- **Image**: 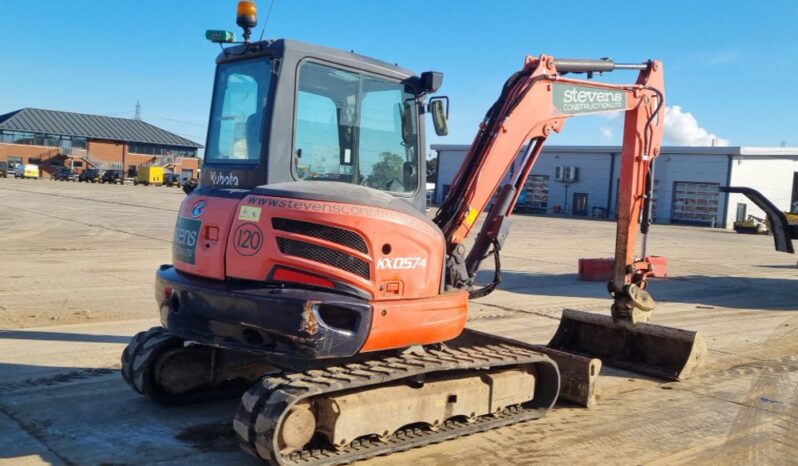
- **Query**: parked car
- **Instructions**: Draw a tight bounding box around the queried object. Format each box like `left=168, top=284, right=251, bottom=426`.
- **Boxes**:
left=79, top=168, right=103, bottom=183
left=53, top=167, right=79, bottom=181
left=14, top=164, right=40, bottom=179
left=101, top=169, right=124, bottom=184
left=163, top=173, right=182, bottom=188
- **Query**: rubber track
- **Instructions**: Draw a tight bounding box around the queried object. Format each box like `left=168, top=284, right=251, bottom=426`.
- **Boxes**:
left=121, top=327, right=259, bottom=405
left=234, top=341, right=558, bottom=466
left=121, top=327, right=184, bottom=402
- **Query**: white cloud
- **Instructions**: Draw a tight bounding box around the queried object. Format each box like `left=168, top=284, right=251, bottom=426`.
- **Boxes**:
left=600, top=127, right=613, bottom=141
left=664, top=106, right=729, bottom=146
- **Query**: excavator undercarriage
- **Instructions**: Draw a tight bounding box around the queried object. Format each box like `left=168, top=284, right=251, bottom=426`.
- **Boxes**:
left=124, top=326, right=560, bottom=465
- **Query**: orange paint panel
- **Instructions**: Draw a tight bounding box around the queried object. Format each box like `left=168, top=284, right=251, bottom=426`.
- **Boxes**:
left=173, top=195, right=241, bottom=280
left=360, top=290, right=469, bottom=352
left=272, top=268, right=334, bottom=288
left=225, top=195, right=445, bottom=300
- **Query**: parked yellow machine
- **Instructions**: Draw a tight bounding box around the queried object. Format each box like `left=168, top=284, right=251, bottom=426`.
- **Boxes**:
left=14, top=164, right=40, bottom=179
left=134, top=166, right=164, bottom=186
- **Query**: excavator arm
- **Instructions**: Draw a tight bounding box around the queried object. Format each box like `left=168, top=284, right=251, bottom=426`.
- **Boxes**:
left=434, top=54, right=664, bottom=309
left=435, top=55, right=705, bottom=381
left=720, top=186, right=796, bottom=254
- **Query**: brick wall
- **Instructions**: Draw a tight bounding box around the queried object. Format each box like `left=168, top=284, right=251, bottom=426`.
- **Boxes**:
left=126, top=154, right=157, bottom=168
left=0, top=143, right=63, bottom=177
left=0, top=143, right=60, bottom=163
left=176, top=157, right=200, bottom=179
left=87, top=140, right=124, bottom=163
left=1, top=140, right=200, bottom=179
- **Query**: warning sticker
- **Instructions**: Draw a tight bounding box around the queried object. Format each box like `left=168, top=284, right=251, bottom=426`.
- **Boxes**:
left=239, top=205, right=262, bottom=222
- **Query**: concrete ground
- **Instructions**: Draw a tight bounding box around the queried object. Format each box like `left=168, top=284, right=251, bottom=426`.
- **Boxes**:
left=0, top=177, right=796, bottom=465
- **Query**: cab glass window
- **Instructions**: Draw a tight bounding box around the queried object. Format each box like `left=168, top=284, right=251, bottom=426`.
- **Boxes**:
left=294, top=62, right=419, bottom=193
left=206, top=59, right=271, bottom=163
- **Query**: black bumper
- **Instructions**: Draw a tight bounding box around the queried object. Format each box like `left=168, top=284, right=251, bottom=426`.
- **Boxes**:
left=156, top=265, right=373, bottom=360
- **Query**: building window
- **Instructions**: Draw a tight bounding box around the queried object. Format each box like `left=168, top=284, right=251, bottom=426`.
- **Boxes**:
left=671, top=182, right=720, bottom=225
left=1, top=130, right=35, bottom=145
left=0, top=130, right=87, bottom=150
left=128, top=142, right=196, bottom=157
left=518, top=175, right=550, bottom=214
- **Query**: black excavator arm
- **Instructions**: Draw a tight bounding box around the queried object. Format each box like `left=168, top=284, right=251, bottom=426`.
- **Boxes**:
left=720, top=186, right=796, bottom=254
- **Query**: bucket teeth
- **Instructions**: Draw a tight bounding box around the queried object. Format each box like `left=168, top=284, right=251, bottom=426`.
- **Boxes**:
left=548, top=309, right=707, bottom=381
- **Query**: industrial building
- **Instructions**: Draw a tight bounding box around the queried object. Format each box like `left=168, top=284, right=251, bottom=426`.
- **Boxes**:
left=433, top=144, right=798, bottom=229
left=0, top=108, right=202, bottom=179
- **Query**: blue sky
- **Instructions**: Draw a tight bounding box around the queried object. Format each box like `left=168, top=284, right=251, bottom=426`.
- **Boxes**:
left=1, top=0, right=796, bottom=153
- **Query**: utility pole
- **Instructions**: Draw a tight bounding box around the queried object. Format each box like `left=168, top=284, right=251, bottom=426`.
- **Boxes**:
left=134, top=101, right=141, bottom=120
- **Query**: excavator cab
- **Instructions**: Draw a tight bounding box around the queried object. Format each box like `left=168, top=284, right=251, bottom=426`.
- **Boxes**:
left=198, top=38, right=438, bottom=214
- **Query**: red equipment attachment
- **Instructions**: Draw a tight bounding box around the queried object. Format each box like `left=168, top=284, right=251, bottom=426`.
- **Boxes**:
left=578, top=256, right=668, bottom=281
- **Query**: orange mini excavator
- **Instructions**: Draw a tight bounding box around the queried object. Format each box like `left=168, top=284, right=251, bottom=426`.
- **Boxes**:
left=122, top=2, right=705, bottom=464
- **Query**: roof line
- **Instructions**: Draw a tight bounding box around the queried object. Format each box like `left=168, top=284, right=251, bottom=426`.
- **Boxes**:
left=431, top=144, right=798, bottom=156
left=0, top=108, right=203, bottom=148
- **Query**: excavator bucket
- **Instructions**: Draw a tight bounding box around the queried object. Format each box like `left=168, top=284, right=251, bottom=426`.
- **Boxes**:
left=548, top=309, right=707, bottom=381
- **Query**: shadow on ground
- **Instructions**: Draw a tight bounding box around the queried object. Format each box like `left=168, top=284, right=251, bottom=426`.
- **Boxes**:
left=0, top=360, right=251, bottom=463
left=0, top=330, right=129, bottom=344
left=476, top=270, right=798, bottom=311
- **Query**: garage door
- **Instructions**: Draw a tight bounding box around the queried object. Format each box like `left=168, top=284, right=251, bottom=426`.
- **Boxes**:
left=518, top=175, right=549, bottom=214
left=180, top=169, right=194, bottom=183
left=671, top=182, right=720, bottom=225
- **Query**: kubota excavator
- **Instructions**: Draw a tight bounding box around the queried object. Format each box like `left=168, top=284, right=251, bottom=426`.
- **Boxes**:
left=122, top=2, right=706, bottom=464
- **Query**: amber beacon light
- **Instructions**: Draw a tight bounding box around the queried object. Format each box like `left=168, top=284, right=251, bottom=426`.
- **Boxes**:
left=237, top=1, right=258, bottom=42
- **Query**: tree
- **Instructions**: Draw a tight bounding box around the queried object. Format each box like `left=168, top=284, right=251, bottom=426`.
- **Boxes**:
left=426, top=156, right=437, bottom=182
left=366, top=152, right=404, bottom=190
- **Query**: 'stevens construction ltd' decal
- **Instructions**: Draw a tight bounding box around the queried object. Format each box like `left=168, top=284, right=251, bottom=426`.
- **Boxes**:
left=245, top=196, right=440, bottom=237
left=553, top=83, right=627, bottom=115
left=174, top=217, right=201, bottom=264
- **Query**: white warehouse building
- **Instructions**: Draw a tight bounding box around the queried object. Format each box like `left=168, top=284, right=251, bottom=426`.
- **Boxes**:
left=432, top=145, right=798, bottom=229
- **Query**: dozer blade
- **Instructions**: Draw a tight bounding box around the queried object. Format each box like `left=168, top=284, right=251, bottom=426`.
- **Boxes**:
left=548, top=309, right=706, bottom=381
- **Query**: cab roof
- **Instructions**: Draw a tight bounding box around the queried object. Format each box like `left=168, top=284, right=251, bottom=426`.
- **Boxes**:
left=216, top=38, right=418, bottom=82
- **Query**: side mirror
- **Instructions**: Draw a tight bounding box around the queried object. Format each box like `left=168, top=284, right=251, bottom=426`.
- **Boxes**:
left=428, top=96, right=449, bottom=137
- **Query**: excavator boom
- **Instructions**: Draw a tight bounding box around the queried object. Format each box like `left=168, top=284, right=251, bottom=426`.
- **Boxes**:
left=434, top=55, right=705, bottom=380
